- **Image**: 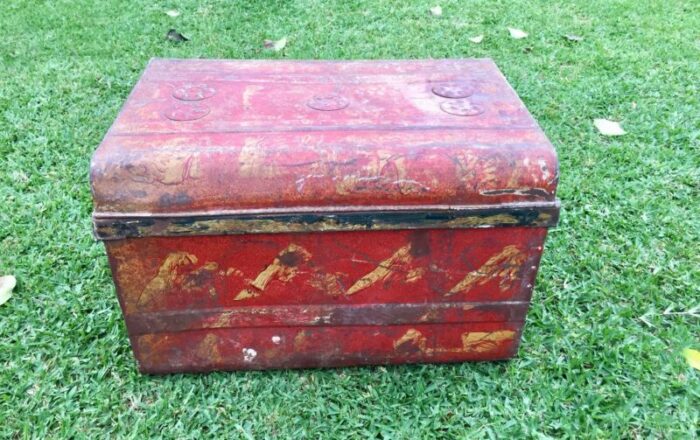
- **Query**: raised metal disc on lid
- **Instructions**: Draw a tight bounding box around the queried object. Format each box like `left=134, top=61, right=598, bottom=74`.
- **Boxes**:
left=307, top=95, right=349, bottom=111
left=440, top=99, right=484, bottom=116
left=164, top=103, right=211, bottom=121
left=172, top=84, right=216, bottom=101
left=431, top=82, right=474, bottom=99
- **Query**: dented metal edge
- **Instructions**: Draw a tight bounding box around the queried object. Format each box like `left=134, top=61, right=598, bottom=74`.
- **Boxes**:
left=125, top=301, right=530, bottom=335
left=92, top=200, right=560, bottom=240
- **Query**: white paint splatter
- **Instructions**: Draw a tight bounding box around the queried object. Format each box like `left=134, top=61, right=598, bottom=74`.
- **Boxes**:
left=242, top=348, right=257, bottom=362
left=538, top=159, right=550, bottom=181
left=271, top=336, right=281, bottom=344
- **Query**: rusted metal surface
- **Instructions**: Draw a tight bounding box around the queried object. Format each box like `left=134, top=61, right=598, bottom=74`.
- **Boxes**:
left=93, top=201, right=559, bottom=240
left=91, top=58, right=559, bottom=373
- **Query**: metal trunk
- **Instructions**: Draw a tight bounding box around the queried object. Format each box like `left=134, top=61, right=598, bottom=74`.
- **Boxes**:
left=91, top=59, right=560, bottom=373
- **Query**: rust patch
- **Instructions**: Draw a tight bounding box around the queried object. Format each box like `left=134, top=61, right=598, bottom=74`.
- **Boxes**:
left=136, top=334, right=172, bottom=367
left=263, top=347, right=283, bottom=360
left=95, top=203, right=560, bottom=240
left=235, top=244, right=312, bottom=300
left=346, top=243, right=413, bottom=295
left=181, top=261, right=219, bottom=291
left=294, top=330, right=309, bottom=351
left=195, top=333, right=222, bottom=363
left=446, top=245, right=526, bottom=296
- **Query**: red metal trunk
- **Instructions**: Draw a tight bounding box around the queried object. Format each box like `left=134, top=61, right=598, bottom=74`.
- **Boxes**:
left=91, top=59, right=559, bottom=373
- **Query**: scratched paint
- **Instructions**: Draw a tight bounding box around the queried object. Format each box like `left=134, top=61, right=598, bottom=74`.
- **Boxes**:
left=393, top=328, right=516, bottom=354
left=346, top=244, right=413, bottom=295
left=447, top=245, right=527, bottom=296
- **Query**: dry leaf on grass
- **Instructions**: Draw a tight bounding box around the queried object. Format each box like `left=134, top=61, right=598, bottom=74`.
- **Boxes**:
left=683, top=348, right=700, bottom=370
left=594, top=118, right=626, bottom=136
left=430, top=6, right=442, bottom=16
left=508, top=27, right=528, bottom=39
left=564, top=34, right=583, bottom=42
left=469, top=35, right=484, bottom=44
left=166, top=29, right=188, bottom=42
left=0, top=275, right=16, bottom=306
left=165, top=10, right=180, bottom=17
left=264, top=37, right=287, bottom=51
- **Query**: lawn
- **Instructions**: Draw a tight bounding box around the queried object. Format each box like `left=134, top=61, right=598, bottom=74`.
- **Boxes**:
left=1, top=0, right=699, bottom=437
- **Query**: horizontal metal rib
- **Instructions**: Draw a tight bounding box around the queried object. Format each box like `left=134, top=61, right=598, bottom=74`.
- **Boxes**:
left=125, top=301, right=529, bottom=335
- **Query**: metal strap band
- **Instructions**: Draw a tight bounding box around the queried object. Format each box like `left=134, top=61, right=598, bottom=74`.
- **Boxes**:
left=93, top=200, right=560, bottom=240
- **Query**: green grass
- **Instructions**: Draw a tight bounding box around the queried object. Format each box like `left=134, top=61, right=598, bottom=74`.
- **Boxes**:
left=1, top=0, right=699, bottom=437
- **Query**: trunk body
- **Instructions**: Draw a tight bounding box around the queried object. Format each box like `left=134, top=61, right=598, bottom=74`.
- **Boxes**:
left=91, top=59, right=559, bottom=373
